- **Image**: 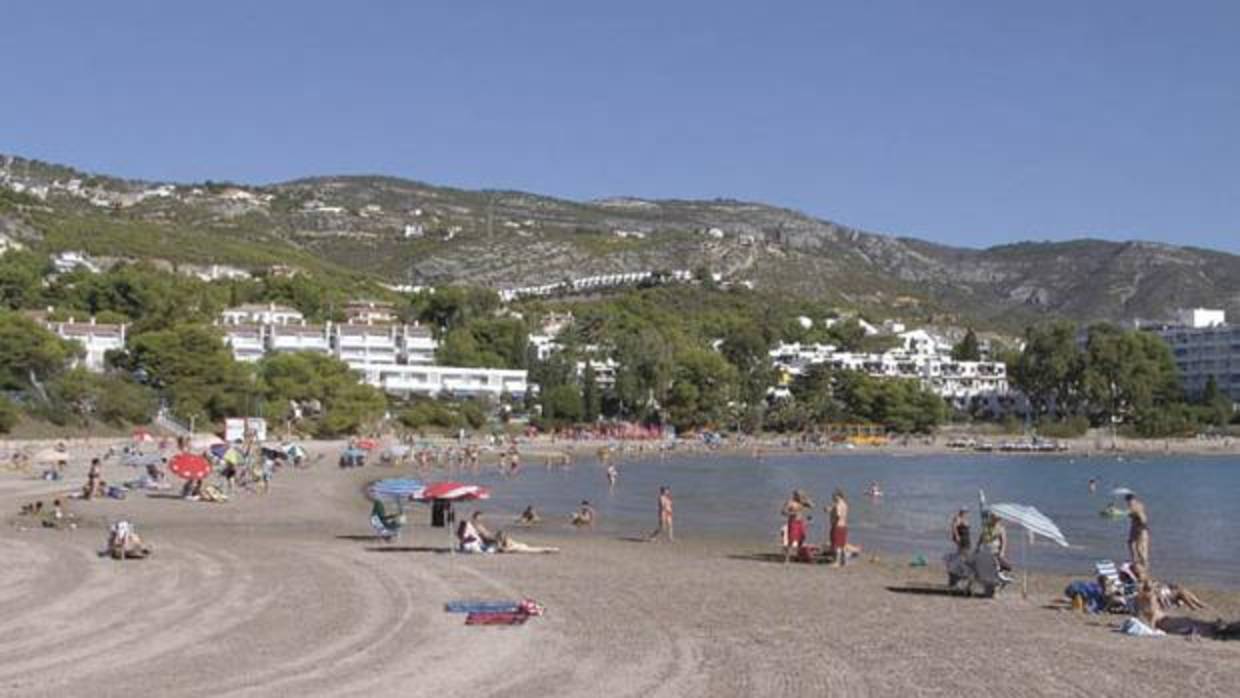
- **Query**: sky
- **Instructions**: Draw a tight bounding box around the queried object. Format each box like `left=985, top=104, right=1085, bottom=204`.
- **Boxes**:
left=4, top=1, right=1238, bottom=252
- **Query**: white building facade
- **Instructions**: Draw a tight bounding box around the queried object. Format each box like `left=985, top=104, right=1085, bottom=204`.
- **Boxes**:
left=49, top=318, right=126, bottom=372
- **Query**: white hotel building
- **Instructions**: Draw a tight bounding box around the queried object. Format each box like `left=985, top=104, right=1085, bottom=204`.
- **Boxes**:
left=770, top=330, right=1009, bottom=410
left=217, top=306, right=528, bottom=400
left=46, top=317, right=127, bottom=372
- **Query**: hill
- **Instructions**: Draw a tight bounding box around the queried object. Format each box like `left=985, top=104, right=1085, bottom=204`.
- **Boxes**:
left=3, top=153, right=1238, bottom=330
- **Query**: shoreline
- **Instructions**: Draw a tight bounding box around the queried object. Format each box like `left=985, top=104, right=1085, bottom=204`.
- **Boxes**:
left=2, top=442, right=1237, bottom=696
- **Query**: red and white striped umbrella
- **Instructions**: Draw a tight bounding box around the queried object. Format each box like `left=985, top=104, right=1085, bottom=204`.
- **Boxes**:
left=168, top=452, right=212, bottom=481
left=414, top=482, right=491, bottom=501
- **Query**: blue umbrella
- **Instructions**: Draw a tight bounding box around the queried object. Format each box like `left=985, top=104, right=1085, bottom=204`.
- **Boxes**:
left=208, top=443, right=232, bottom=459
left=368, top=478, right=425, bottom=500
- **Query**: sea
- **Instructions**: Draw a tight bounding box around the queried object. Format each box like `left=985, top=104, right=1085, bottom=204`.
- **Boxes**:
left=473, top=451, right=1240, bottom=589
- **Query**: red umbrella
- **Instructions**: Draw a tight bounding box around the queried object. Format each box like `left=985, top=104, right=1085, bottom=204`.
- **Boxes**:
left=414, top=482, right=491, bottom=501
left=168, top=452, right=212, bottom=480
left=132, top=428, right=154, bottom=443
left=356, top=438, right=379, bottom=451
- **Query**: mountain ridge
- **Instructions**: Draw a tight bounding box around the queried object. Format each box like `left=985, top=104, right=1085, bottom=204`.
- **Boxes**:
left=2, top=152, right=1238, bottom=330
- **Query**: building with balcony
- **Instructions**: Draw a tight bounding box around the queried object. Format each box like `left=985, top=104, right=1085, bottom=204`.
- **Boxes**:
left=268, top=323, right=331, bottom=355
left=357, top=364, right=528, bottom=399
left=219, top=324, right=267, bottom=363
left=48, top=317, right=126, bottom=372
left=1149, top=309, right=1240, bottom=403
left=333, top=323, right=402, bottom=368
left=403, top=324, right=437, bottom=364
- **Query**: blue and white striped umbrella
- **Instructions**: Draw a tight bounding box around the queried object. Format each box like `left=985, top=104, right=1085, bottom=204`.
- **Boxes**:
left=367, top=478, right=425, bottom=500
left=988, top=503, right=1070, bottom=548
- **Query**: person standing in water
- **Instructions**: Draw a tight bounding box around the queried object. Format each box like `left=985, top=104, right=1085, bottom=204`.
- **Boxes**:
left=1126, top=492, right=1151, bottom=571
left=1087, top=477, right=1098, bottom=494
left=605, top=462, right=618, bottom=491
left=828, top=489, right=849, bottom=567
left=949, top=508, right=971, bottom=553
left=647, top=486, right=674, bottom=542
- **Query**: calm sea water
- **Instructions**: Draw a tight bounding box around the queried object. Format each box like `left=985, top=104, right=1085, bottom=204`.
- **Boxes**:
left=464, top=452, right=1239, bottom=589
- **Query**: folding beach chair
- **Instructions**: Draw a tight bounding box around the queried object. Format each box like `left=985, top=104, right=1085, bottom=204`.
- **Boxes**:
left=1095, top=559, right=1136, bottom=611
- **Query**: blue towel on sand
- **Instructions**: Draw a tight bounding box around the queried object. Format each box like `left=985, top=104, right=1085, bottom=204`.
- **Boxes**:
left=445, top=601, right=520, bottom=614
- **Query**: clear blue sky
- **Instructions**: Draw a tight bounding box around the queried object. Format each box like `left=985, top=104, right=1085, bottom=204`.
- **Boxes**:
left=5, top=1, right=1238, bottom=252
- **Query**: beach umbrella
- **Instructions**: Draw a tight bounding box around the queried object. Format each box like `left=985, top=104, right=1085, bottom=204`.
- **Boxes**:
left=414, top=482, right=491, bottom=501
left=1110, top=487, right=1135, bottom=497
left=987, top=502, right=1070, bottom=598
left=367, top=478, right=425, bottom=500
left=285, top=444, right=307, bottom=459
left=132, top=429, right=154, bottom=443
left=168, top=452, right=212, bottom=480
left=33, top=448, right=69, bottom=463
left=356, top=438, right=379, bottom=451
left=987, top=503, right=1069, bottom=548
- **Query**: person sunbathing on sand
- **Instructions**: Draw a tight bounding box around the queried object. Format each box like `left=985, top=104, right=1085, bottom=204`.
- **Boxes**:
left=497, top=530, right=560, bottom=554
left=457, top=512, right=496, bottom=553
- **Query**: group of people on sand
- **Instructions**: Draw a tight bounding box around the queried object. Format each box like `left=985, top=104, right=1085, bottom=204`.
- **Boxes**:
left=16, top=498, right=75, bottom=530
left=781, top=488, right=852, bottom=565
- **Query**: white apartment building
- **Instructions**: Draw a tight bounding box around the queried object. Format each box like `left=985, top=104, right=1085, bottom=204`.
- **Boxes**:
left=333, top=324, right=402, bottom=367
left=220, top=303, right=304, bottom=326
left=268, top=323, right=331, bottom=355
left=358, top=364, right=528, bottom=399
left=1151, top=309, right=1240, bottom=402
left=770, top=334, right=1009, bottom=410
left=48, top=318, right=126, bottom=372
left=404, top=325, right=437, bottom=364
left=220, top=324, right=267, bottom=363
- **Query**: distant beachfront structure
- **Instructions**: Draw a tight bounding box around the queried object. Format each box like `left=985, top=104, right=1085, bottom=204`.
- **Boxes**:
left=1144, top=308, right=1240, bottom=403
left=216, top=305, right=526, bottom=399
left=769, top=329, right=1009, bottom=411
left=46, top=316, right=127, bottom=372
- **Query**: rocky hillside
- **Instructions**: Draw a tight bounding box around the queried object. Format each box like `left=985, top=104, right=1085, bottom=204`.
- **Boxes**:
left=3, top=154, right=1238, bottom=329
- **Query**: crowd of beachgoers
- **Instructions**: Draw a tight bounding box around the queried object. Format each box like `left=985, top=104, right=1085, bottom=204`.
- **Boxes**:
left=2, top=427, right=1238, bottom=695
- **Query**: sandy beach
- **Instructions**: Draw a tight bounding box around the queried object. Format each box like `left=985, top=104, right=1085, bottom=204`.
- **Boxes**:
left=3, top=442, right=1239, bottom=697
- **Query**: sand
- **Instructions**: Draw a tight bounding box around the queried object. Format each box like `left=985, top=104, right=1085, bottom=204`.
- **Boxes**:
left=3, top=442, right=1239, bottom=697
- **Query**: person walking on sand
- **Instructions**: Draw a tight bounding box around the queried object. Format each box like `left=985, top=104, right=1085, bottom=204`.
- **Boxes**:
left=781, top=490, right=813, bottom=563
left=828, top=489, right=849, bottom=567
left=1126, top=492, right=1151, bottom=571
left=647, top=486, right=674, bottom=542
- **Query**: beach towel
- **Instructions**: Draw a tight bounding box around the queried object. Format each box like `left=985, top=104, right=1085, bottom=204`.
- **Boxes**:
left=446, top=601, right=521, bottom=614
left=465, top=612, right=528, bottom=626
left=1120, top=617, right=1165, bottom=637
left=446, top=599, right=545, bottom=616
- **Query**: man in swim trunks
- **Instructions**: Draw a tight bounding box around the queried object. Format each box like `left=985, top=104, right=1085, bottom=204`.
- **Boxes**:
left=1126, top=493, right=1150, bottom=572
left=828, top=489, right=849, bottom=567
left=782, top=489, right=812, bottom=563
